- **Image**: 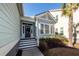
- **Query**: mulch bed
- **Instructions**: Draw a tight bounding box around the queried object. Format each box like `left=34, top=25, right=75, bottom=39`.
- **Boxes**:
left=44, top=47, right=79, bottom=56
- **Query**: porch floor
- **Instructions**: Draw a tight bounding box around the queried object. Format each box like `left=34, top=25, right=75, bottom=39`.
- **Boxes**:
left=22, top=47, right=43, bottom=56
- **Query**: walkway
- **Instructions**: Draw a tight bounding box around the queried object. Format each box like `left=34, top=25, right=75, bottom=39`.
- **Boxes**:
left=22, top=47, right=43, bottom=56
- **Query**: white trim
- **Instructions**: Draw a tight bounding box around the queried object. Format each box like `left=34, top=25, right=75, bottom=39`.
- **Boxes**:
left=38, top=16, right=54, bottom=22
left=49, top=24, right=51, bottom=34
left=36, top=12, right=56, bottom=23
left=21, top=24, right=25, bottom=39
left=35, top=17, right=39, bottom=46
left=36, top=12, right=49, bottom=17
left=30, top=25, right=35, bottom=38
left=21, top=16, right=35, bottom=22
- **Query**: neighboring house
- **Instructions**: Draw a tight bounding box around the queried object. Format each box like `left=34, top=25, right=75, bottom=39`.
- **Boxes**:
left=0, top=3, right=57, bottom=56
left=49, top=9, right=79, bottom=43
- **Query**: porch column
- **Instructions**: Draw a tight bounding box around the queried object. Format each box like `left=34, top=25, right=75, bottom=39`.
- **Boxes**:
left=30, top=24, right=35, bottom=38
left=35, top=17, right=39, bottom=46
left=21, top=23, right=25, bottom=39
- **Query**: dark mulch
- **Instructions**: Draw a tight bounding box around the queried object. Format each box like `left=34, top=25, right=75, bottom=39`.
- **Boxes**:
left=44, top=47, right=79, bottom=56
left=16, top=49, right=22, bottom=56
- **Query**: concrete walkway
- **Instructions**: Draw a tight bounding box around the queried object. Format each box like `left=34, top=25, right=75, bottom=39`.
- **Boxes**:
left=22, top=47, right=43, bottom=56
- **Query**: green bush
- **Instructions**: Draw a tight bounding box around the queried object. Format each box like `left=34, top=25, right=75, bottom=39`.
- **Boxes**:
left=39, top=35, right=69, bottom=50
left=52, top=34, right=69, bottom=45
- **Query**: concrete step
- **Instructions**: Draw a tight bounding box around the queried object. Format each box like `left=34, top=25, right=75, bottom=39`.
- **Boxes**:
left=19, top=41, right=36, bottom=44
left=19, top=43, right=37, bottom=47
left=20, top=40, right=36, bottom=42
left=21, top=38, right=36, bottom=40
left=19, top=39, right=37, bottom=49
left=19, top=45, right=37, bottom=49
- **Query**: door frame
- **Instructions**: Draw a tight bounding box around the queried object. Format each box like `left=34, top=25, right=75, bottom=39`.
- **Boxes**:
left=21, top=23, right=25, bottom=39
left=21, top=22, right=35, bottom=39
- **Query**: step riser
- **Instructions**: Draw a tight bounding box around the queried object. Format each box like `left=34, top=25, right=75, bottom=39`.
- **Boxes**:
left=20, top=39, right=36, bottom=41
left=19, top=42, right=36, bottom=44
left=20, top=40, right=36, bottom=43
left=19, top=43, right=37, bottom=46
left=20, top=41, right=36, bottom=42
left=19, top=45, right=37, bottom=47
left=19, top=45, right=37, bottom=49
left=19, top=43, right=36, bottom=45
left=19, top=43, right=37, bottom=47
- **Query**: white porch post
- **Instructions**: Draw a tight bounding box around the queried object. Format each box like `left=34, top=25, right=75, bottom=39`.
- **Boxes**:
left=35, top=17, right=39, bottom=46
left=21, top=23, right=25, bottom=39
left=49, top=24, right=51, bottom=34
left=30, top=25, right=35, bottom=38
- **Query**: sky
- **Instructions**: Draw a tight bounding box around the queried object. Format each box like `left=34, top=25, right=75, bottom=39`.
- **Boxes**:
left=23, top=3, right=63, bottom=16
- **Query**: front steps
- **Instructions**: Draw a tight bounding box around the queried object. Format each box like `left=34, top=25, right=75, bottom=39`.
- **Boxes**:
left=19, top=38, right=37, bottom=49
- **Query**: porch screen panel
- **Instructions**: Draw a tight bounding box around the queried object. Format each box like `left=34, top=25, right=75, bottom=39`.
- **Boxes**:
left=45, top=25, right=49, bottom=34
left=40, top=24, right=44, bottom=34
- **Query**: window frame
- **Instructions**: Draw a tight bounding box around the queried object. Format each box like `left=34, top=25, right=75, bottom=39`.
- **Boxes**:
left=40, top=24, right=44, bottom=34
left=45, top=24, right=49, bottom=34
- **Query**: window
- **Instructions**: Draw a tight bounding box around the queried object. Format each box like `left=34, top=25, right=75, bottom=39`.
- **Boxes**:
left=45, top=25, right=49, bottom=34
left=60, top=27, right=64, bottom=35
left=40, top=24, right=44, bottom=34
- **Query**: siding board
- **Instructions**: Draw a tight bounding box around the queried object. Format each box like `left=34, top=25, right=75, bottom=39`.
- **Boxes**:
left=0, top=3, right=20, bottom=55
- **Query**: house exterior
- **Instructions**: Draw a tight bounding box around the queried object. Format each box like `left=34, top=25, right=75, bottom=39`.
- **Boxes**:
left=0, top=3, right=57, bottom=56
left=20, top=11, right=57, bottom=48
left=49, top=9, right=79, bottom=43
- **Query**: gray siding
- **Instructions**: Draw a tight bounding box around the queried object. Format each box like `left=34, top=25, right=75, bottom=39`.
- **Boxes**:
left=0, top=3, right=20, bottom=55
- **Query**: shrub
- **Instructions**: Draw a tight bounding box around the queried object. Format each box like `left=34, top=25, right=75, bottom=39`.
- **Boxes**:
left=39, top=38, right=48, bottom=52
left=39, top=35, right=69, bottom=49
left=46, top=38, right=67, bottom=48
left=52, top=34, right=69, bottom=45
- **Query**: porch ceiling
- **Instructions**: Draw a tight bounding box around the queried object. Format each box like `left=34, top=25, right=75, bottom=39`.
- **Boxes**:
left=21, top=16, right=35, bottom=22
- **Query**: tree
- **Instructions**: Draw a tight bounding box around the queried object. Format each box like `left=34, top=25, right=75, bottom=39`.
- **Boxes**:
left=62, top=3, right=79, bottom=46
left=73, top=23, right=79, bottom=46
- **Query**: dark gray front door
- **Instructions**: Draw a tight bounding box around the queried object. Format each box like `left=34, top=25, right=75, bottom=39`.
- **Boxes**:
left=25, top=26, right=31, bottom=38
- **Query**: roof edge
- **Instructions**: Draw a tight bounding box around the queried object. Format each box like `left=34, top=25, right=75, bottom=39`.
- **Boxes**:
left=16, top=3, right=24, bottom=16
left=49, top=9, right=62, bottom=12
